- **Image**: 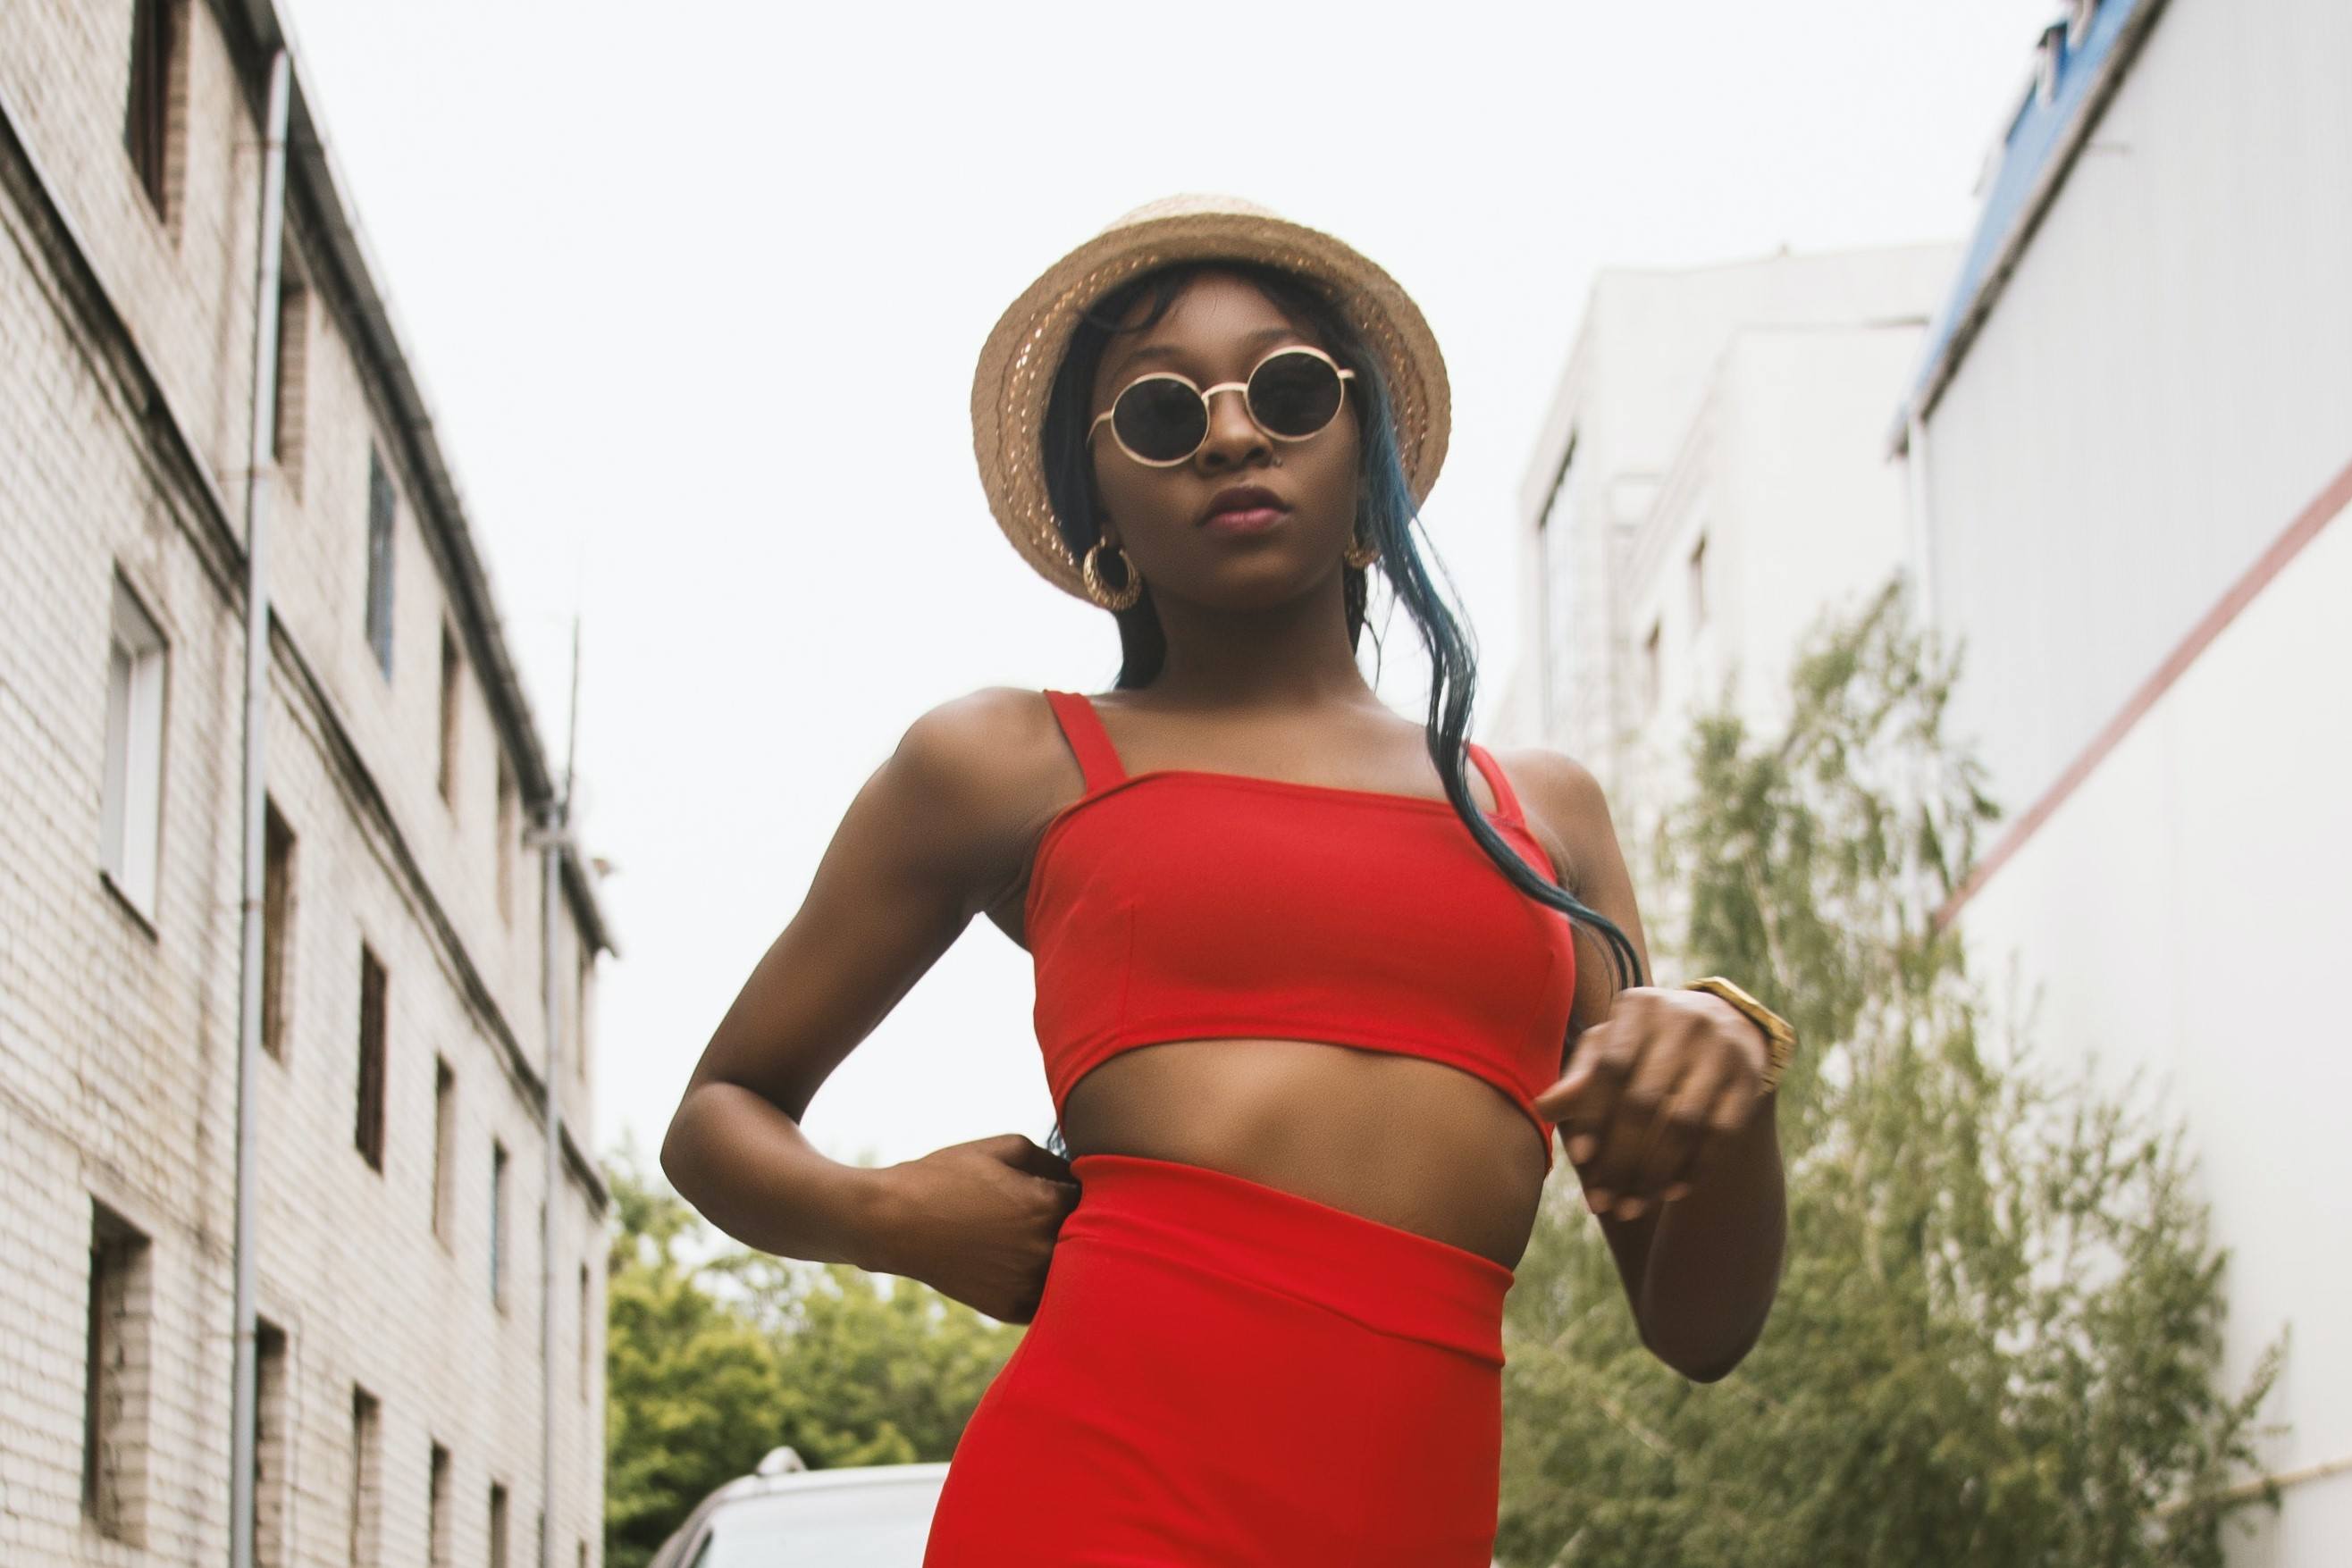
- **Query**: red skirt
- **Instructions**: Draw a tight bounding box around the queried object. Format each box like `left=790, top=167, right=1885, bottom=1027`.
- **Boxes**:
left=921, top=1152, right=1516, bottom=1566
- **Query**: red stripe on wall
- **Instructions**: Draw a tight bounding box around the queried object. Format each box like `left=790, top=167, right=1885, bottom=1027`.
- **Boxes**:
left=1936, top=454, right=2352, bottom=929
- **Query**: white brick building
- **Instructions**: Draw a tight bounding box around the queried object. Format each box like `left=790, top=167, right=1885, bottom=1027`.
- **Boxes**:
left=1, top=3, right=616, bottom=1566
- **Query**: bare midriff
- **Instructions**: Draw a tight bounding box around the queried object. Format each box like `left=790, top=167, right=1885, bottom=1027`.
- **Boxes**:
left=1058, top=1038, right=1551, bottom=1272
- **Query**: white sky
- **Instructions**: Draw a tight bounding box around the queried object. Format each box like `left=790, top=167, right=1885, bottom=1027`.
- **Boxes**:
left=273, top=0, right=2056, bottom=1177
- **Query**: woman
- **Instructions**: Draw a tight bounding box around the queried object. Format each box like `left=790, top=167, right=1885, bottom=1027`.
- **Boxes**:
left=661, top=196, right=1793, bottom=1565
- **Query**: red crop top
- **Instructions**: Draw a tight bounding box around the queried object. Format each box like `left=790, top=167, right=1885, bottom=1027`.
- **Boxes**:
left=1024, top=690, right=1580, bottom=1172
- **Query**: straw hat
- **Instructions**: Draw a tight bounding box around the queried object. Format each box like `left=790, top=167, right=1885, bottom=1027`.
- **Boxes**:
left=970, top=194, right=1452, bottom=603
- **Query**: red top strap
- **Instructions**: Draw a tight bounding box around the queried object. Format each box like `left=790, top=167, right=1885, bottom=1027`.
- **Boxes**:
left=1466, top=743, right=1525, bottom=829
left=1043, top=691, right=1129, bottom=792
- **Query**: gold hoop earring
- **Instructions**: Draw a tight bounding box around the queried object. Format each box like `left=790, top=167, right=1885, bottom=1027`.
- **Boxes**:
left=1343, top=531, right=1381, bottom=571
left=1081, top=537, right=1144, bottom=610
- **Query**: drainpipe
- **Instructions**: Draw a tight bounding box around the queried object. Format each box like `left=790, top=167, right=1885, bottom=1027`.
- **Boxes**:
left=536, top=616, right=582, bottom=1568
left=1903, top=408, right=1937, bottom=636
left=230, top=48, right=291, bottom=1568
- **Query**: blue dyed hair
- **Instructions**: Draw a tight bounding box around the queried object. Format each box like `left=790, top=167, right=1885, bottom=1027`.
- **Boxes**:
left=1035, top=261, right=1647, bottom=1153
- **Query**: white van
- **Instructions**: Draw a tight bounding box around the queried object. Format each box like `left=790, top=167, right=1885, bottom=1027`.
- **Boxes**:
left=645, top=1446, right=951, bottom=1568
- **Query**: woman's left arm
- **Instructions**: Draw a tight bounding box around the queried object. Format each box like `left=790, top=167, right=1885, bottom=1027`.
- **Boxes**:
left=1507, top=748, right=1788, bottom=1384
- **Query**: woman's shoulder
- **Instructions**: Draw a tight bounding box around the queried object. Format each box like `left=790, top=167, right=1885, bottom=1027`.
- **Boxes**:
left=894, top=685, right=1071, bottom=801
left=890, top=687, right=1108, bottom=933
left=1486, top=744, right=1611, bottom=893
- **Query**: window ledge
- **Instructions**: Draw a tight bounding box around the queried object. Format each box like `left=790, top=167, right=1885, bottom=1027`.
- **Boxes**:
left=97, top=868, right=159, bottom=942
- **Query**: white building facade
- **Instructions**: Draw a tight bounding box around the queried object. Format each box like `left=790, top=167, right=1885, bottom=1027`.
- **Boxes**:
left=1496, top=243, right=1960, bottom=929
left=1894, top=0, right=2352, bottom=1555
left=0, top=3, right=615, bottom=1566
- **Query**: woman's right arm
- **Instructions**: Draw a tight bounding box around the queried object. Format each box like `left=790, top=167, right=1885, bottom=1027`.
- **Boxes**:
left=659, top=686, right=1063, bottom=1284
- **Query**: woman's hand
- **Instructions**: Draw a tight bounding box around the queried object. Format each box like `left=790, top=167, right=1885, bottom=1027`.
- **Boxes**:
left=1533, top=985, right=1772, bottom=1223
left=874, top=1133, right=1082, bottom=1324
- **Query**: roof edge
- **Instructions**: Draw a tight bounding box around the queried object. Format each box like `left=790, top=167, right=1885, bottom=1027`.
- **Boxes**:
left=1890, top=0, right=2174, bottom=456
left=222, top=0, right=617, bottom=957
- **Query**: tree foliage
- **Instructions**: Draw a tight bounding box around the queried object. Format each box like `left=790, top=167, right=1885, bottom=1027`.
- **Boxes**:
left=1495, top=574, right=2287, bottom=1567
left=601, top=1139, right=1025, bottom=1568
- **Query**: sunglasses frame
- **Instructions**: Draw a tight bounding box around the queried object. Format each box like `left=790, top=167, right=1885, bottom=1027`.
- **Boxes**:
left=1088, top=344, right=1357, bottom=468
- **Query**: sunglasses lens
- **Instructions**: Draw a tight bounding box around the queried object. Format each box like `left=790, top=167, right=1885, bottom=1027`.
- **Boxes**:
left=1249, top=350, right=1346, bottom=438
left=1112, top=377, right=1209, bottom=463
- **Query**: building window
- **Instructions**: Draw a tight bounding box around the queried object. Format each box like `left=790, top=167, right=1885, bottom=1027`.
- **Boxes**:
left=253, top=1319, right=289, bottom=1568
left=1687, top=532, right=1709, bottom=632
left=349, top=1387, right=382, bottom=1568
left=122, top=0, right=186, bottom=229
left=575, top=946, right=592, bottom=1083
left=578, top=1261, right=592, bottom=1399
left=427, top=1442, right=452, bottom=1568
left=438, top=625, right=463, bottom=807
left=491, top=1140, right=509, bottom=1307
left=496, top=753, right=517, bottom=927
left=273, top=247, right=310, bottom=499
left=261, top=798, right=294, bottom=1059
left=101, top=574, right=169, bottom=922
left=82, top=1202, right=153, bottom=1543
left=356, top=945, right=387, bottom=1170
left=1642, top=617, right=1663, bottom=717
left=489, top=1480, right=510, bottom=1568
left=365, top=447, right=397, bottom=681
left=432, top=1057, right=457, bottom=1241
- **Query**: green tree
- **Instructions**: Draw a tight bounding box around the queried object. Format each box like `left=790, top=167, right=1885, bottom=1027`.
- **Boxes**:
left=707, top=1237, right=1037, bottom=1470
left=603, top=1145, right=791, bottom=1568
left=1496, top=574, right=2287, bottom=1567
left=601, top=1139, right=1025, bottom=1568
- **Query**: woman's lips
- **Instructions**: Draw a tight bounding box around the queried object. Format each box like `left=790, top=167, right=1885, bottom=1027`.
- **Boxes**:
left=1202, top=506, right=1289, bottom=534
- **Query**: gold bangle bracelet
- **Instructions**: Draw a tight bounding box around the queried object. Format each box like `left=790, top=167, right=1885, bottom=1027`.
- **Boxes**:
left=1683, top=977, right=1798, bottom=1094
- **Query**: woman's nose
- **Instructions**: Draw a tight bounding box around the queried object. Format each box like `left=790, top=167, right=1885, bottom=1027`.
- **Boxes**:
left=1196, top=385, right=1270, bottom=470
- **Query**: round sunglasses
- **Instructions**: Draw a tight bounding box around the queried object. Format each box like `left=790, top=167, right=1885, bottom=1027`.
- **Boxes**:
left=1088, top=345, right=1357, bottom=467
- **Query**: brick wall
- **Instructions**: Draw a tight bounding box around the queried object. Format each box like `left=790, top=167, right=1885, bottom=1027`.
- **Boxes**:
left=0, top=3, right=609, bottom=1564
